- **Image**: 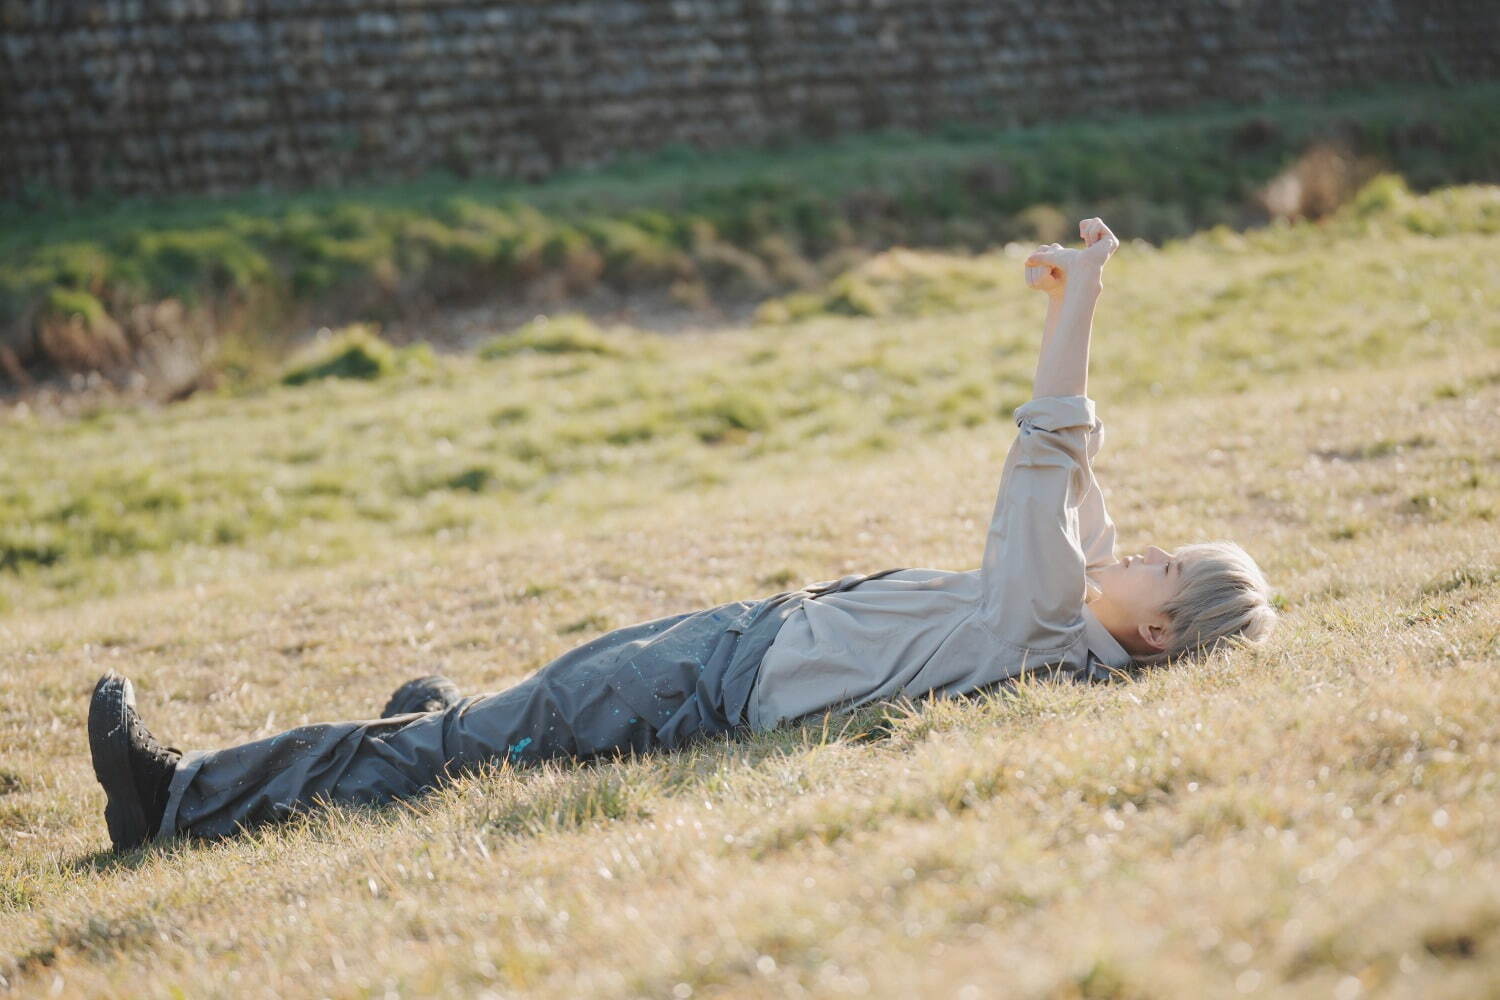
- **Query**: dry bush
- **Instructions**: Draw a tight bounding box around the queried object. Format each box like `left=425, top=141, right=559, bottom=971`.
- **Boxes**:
left=1258, top=141, right=1385, bottom=221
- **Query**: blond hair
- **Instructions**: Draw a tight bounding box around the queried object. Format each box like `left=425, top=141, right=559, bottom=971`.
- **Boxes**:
left=1139, top=540, right=1277, bottom=665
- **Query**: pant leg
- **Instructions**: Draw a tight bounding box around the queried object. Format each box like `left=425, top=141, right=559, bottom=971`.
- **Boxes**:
left=159, top=601, right=754, bottom=840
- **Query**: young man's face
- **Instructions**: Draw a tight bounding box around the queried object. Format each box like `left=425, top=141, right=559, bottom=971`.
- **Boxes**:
left=1090, top=545, right=1183, bottom=652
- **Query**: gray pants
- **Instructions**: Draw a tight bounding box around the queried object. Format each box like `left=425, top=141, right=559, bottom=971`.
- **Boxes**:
left=159, top=569, right=904, bottom=840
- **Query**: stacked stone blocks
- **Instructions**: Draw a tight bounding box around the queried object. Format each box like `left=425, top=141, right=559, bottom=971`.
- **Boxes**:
left=1, top=0, right=1496, bottom=198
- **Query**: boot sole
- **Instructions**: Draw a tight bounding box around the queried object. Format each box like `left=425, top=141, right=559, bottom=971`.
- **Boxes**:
left=88, top=672, right=150, bottom=852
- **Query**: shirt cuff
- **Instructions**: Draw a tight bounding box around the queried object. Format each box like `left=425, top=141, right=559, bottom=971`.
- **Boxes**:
left=1014, top=395, right=1097, bottom=432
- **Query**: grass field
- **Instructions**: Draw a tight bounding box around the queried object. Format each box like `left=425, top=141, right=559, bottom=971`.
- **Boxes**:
left=1, top=179, right=1498, bottom=997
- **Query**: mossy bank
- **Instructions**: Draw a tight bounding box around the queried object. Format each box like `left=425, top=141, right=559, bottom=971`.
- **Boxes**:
left=4, top=84, right=1498, bottom=390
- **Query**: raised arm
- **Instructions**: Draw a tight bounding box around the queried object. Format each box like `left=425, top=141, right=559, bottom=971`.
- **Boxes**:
left=978, top=219, right=1121, bottom=651
left=1026, top=219, right=1121, bottom=572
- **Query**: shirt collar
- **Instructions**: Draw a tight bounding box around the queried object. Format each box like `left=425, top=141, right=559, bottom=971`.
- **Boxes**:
left=1081, top=603, right=1134, bottom=671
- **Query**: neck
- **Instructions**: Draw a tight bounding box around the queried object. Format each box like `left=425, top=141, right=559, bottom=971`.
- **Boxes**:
left=1089, top=596, right=1149, bottom=656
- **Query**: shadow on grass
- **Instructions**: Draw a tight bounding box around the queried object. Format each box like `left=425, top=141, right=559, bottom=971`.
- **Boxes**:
left=64, top=829, right=213, bottom=876
left=65, top=844, right=163, bottom=876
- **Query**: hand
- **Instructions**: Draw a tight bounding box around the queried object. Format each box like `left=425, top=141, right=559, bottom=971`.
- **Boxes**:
left=1023, top=243, right=1068, bottom=295
left=1023, top=218, right=1120, bottom=295
left=1078, top=217, right=1119, bottom=265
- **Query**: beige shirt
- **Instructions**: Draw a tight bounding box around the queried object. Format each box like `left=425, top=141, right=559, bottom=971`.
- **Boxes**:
left=747, top=395, right=1133, bottom=732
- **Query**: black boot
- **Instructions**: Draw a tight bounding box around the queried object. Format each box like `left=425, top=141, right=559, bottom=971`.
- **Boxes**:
left=88, top=672, right=182, bottom=852
left=381, top=674, right=462, bottom=718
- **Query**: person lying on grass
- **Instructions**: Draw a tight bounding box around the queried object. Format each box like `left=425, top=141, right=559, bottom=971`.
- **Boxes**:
left=87, top=217, right=1276, bottom=852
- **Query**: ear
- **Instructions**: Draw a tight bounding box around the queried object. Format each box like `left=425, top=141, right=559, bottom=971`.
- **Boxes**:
left=1137, top=621, right=1169, bottom=653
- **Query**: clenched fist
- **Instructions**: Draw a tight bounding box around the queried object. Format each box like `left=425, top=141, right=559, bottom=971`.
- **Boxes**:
left=1024, top=217, right=1119, bottom=295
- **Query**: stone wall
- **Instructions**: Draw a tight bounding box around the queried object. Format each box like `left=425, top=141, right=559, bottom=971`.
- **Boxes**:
left=3, top=0, right=1497, bottom=200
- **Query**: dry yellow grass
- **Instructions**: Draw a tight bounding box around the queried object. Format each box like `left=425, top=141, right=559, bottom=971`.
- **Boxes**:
left=2, top=198, right=1499, bottom=997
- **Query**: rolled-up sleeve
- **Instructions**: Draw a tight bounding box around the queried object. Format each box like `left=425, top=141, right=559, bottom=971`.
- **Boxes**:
left=978, top=395, right=1101, bottom=652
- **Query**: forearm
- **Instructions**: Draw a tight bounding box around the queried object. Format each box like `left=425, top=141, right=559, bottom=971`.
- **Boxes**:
left=1040, top=292, right=1064, bottom=348
left=1032, top=272, right=1102, bottom=399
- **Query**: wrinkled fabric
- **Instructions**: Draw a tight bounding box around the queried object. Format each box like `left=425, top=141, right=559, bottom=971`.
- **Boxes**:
left=748, top=395, right=1134, bottom=731
left=156, top=394, right=1131, bottom=840
left=158, top=570, right=905, bottom=841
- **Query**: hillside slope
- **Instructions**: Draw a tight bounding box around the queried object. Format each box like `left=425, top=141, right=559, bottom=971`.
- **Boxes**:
left=1, top=185, right=1498, bottom=998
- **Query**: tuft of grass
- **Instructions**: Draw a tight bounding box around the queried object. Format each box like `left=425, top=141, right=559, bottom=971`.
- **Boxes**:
left=682, top=386, right=771, bottom=443
left=559, top=613, right=611, bottom=635
left=479, top=314, right=631, bottom=359
left=444, top=466, right=493, bottom=493
left=0, top=536, right=64, bottom=573
left=281, top=325, right=399, bottom=385
left=1419, top=566, right=1500, bottom=597
left=38, top=287, right=109, bottom=328
left=490, top=403, right=531, bottom=426
left=479, top=767, right=655, bottom=836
